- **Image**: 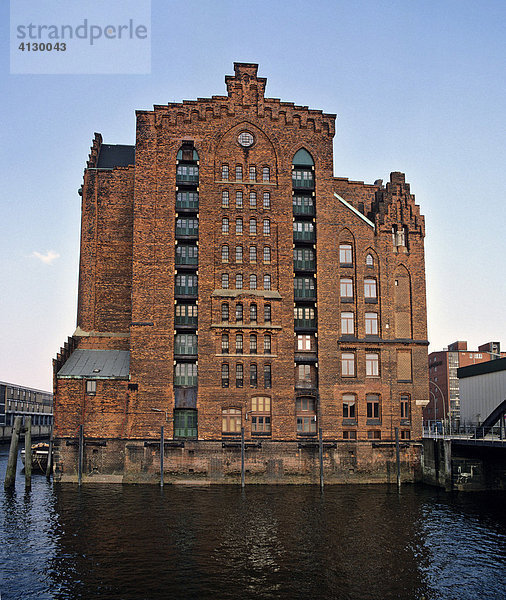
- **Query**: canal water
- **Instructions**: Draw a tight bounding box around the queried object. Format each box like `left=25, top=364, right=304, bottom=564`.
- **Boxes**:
left=1, top=446, right=505, bottom=600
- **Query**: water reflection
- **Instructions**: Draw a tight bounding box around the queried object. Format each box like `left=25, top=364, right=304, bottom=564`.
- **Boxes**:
left=1, top=446, right=505, bottom=600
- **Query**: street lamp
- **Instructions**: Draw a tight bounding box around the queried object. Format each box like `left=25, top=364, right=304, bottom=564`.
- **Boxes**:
left=429, top=380, right=448, bottom=434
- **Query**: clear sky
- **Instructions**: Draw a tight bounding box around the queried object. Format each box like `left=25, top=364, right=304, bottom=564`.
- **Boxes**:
left=1, top=0, right=505, bottom=391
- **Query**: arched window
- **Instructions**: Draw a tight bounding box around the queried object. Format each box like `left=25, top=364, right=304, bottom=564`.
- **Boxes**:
left=221, top=164, right=229, bottom=180
left=221, top=273, right=229, bottom=289
left=222, top=217, right=229, bottom=234
left=263, top=274, right=271, bottom=290
left=250, top=363, right=258, bottom=387
left=250, top=334, right=257, bottom=354
left=236, top=218, right=243, bottom=235
left=222, top=190, right=229, bottom=208
left=293, top=148, right=314, bottom=166
left=366, top=253, right=374, bottom=267
left=236, top=191, right=243, bottom=209
left=249, top=219, right=257, bottom=235
left=221, top=334, right=229, bottom=354
left=249, top=192, right=257, bottom=208
left=249, top=246, right=257, bottom=263
left=235, top=245, right=243, bottom=263
left=235, top=165, right=243, bottom=181
left=235, top=273, right=243, bottom=289
left=249, top=166, right=256, bottom=181
left=249, top=274, right=257, bottom=289
left=262, top=166, right=270, bottom=182
left=221, top=245, right=229, bottom=263
left=235, top=334, right=243, bottom=354
left=264, top=304, right=271, bottom=322
left=263, top=246, right=271, bottom=263
left=263, top=334, right=271, bottom=354
left=250, top=303, right=257, bottom=322
left=263, top=219, right=270, bottom=235
left=263, top=192, right=271, bottom=209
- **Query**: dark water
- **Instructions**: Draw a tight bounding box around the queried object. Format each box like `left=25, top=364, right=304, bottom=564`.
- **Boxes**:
left=1, top=446, right=505, bottom=600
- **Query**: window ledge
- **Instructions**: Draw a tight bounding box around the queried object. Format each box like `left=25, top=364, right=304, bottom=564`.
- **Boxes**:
left=341, top=297, right=354, bottom=303
left=365, top=298, right=378, bottom=304
left=366, top=419, right=382, bottom=425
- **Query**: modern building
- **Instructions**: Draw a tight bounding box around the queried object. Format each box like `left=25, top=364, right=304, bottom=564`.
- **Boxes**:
left=53, top=63, right=429, bottom=483
left=425, top=341, right=505, bottom=426
left=458, top=357, right=506, bottom=429
left=0, top=381, right=53, bottom=442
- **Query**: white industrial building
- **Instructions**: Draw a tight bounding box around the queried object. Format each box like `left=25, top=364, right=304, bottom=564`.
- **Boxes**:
left=458, top=358, right=506, bottom=427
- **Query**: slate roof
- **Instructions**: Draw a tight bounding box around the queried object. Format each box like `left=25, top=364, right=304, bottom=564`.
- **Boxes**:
left=57, top=350, right=130, bottom=379
left=97, top=144, right=135, bottom=169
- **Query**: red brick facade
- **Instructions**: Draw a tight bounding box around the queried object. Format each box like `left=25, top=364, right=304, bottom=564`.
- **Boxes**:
left=53, top=63, right=429, bottom=483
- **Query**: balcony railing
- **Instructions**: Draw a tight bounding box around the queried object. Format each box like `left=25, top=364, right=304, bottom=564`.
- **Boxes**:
left=176, top=225, right=199, bottom=237
left=176, top=196, right=199, bottom=210
left=294, top=286, right=316, bottom=300
left=292, top=170, right=314, bottom=190
left=293, top=259, right=315, bottom=271
left=176, top=166, right=199, bottom=184
left=175, top=285, right=198, bottom=296
left=175, top=249, right=198, bottom=266
left=174, top=344, right=198, bottom=356
left=175, top=314, right=198, bottom=327
left=293, top=229, right=315, bottom=242
left=293, top=200, right=315, bottom=216
left=294, top=318, right=316, bottom=329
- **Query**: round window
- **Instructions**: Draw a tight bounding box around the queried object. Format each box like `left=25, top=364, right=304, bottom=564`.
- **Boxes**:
left=238, top=131, right=254, bottom=147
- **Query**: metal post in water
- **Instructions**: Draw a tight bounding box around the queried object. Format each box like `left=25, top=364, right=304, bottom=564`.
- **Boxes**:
left=25, top=417, right=32, bottom=490
left=241, top=427, right=245, bottom=488
left=46, top=425, right=54, bottom=479
left=4, top=416, right=23, bottom=489
left=319, top=427, right=324, bottom=490
left=160, top=425, right=164, bottom=488
left=78, top=425, right=84, bottom=486
left=395, top=427, right=401, bottom=490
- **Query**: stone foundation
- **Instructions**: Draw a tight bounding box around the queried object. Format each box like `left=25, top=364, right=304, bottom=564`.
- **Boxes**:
left=53, top=437, right=422, bottom=485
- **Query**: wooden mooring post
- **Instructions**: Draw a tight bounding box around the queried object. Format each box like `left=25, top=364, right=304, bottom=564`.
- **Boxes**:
left=395, top=427, right=401, bottom=490
left=78, top=425, right=84, bottom=486
left=25, top=417, right=32, bottom=489
left=319, top=427, right=324, bottom=490
left=160, top=425, right=164, bottom=488
left=4, top=416, right=23, bottom=489
left=241, top=427, right=245, bottom=488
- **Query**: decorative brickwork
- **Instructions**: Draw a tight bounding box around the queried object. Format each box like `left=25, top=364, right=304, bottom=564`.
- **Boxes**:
left=53, top=63, right=429, bottom=483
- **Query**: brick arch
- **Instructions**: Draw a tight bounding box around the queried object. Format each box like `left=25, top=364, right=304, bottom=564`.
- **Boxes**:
left=393, top=264, right=412, bottom=339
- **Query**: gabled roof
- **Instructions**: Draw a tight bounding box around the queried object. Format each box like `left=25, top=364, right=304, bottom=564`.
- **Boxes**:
left=334, top=193, right=375, bottom=229
left=57, top=350, right=130, bottom=379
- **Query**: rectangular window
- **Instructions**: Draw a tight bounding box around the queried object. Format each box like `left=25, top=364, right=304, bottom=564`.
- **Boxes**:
left=341, top=352, right=355, bottom=377
left=297, top=364, right=312, bottom=382
left=251, top=396, right=271, bottom=434
left=366, top=395, right=381, bottom=421
left=367, top=430, right=381, bottom=440
left=364, top=278, right=377, bottom=300
left=343, top=430, right=357, bottom=440
left=86, top=380, right=96, bottom=396
left=365, top=313, right=379, bottom=335
left=296, top=397, right=316, bottom=433
left=400, top=430, right=411, bottom=440
left=236, top=363, right=244, bottom=387
left=340, top=278, right=353, bottom=300
left=222, top=408, right=241, bottom=433
left=250, top=364, right=258, bottom=387
left=297, top=334, right=312, bottom=351
left=400, top=395, right=410, bottom=421
left=339, top=244, right=353, bottom=265
left=341, top=312, right=354, bottom=335
left=366, top=353, right=379, bottom=377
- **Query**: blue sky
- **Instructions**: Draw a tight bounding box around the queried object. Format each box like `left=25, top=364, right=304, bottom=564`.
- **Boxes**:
left=1, top=0, right=505, bottom=391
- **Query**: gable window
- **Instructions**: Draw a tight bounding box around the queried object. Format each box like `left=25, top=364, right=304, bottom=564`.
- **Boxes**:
left=236, top=218, right=243, bottom=235
left=222, top=190, right=229, bottom=207
left=222, top=407, right=241, bottom=433
left=249, top=166, right=256, bottom=181
left=364, top=278, right=377, bottom=301
left=221, top=303, right=229, bottom=322
left=221, top=364, right=229, bottom=387
left=222, top=217, right=229, bottom=234
left=235, top=303, right=243, bottom=322
left=263, top=192, right=271, bottom=209
left=222, top=165, right=229, bottom=180
left=340, top=278, right=353, bottom=301
left=341, top=352, right=355, bottom=377
left=342, top=394, right=356, bottom=419
left=221, top=245, right=229, bottom=263
left=366, top=353, right=380, bottom=376
left=221, top=273, right=229, bottom=289
left=339, top=244, right=353, bottom=265
left=236, top=363, right=244, bottom=387
left=365, top=312, right=379, bottom=336
left=366, top=253, right=374, bottom=267
left=341, top=312, right=354, bottom=335
left=235, top=245, right=243, bottom=263
left=250, top=363, right=258, bottom=387
left=250, top=303, right=257, bottom=322
left=235, top=165, right=243, bottom=181
left=262, top=166, right=270, bottom=182
left=251, top=397, right=271, bottom=434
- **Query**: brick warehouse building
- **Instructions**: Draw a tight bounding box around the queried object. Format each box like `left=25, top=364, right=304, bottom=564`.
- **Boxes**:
left=53, top=63, right=428, bottom=484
